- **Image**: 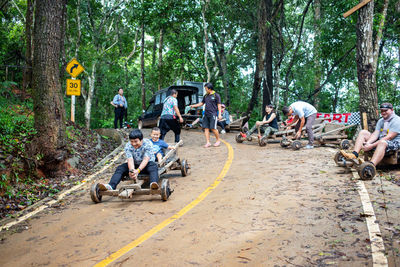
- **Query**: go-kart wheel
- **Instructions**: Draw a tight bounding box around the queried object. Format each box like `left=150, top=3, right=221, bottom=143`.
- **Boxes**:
left=258, top=136, right=267, bottom=147
left=90, top=183, right=102, bottom=203
left=340, top=139, right=350, bottom=150
left=161, top=179, right=171, bottom=201
left=291, top=140, right=302, bottom=150
left=235, top=134, right=244, bottom=143
left=180, top=159, right=189, bottom=177
left=247, top=136, right=253, bottom=142
left=280, top=139, right=290, bottom=147
left=358, top=162, right=376, bottom=180
left=334, top=151, right=346, bottom=166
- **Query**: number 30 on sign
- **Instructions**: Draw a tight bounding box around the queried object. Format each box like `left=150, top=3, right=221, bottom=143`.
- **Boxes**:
left=66, top=79, right=81, bottom=96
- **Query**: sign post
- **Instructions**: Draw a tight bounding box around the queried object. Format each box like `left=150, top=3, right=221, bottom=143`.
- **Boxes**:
left=65, top=58, right=85, bottom=122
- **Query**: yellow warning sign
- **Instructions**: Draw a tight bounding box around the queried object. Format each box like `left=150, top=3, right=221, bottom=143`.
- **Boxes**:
left=66, top=58, right=85, bottom=78
left=66, top=79, right=81, bottom=96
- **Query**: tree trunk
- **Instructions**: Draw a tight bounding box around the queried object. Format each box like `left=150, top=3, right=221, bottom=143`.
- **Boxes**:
left=140, top=23, right=146, bottom=110
left=262, top=0, right=273, bottom=116
left=312, top=0, right=321, bottom=108
left=158, top=27, right=164, bottom=90
left=32, top=0, right=67, bottom=175
left=23, top=0, right=34, bottom=92
left=356, top=0, right=378, bottom=130
left=85, top=62, right=97, bottom=129
left=245, top=0, right=267, bottom=119
left=201, top=0, right=211, bottom=82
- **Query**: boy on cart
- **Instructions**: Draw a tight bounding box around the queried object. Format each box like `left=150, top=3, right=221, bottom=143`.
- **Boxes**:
left=150, top=127, right=174, bottom=163
left=98, top=129, right=160, bottom=191
left=340, top=102, right=400, bottom=167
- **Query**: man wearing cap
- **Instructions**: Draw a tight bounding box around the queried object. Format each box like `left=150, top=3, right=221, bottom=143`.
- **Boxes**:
left=340, top=103, right=400, bottom=166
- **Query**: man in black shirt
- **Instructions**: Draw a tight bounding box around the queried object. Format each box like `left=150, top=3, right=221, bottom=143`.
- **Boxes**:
left=189, top=83, right=222, bottom=147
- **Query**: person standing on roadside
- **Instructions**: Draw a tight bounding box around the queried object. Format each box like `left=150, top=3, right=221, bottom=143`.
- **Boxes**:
left=159, top=89, right=184, bottom=144
left=111, top=88, right=127, bottom=129
left=189, top=83, right=222, bottom=147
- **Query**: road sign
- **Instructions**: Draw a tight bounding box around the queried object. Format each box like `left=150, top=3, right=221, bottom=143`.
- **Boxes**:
left=66, top=79, right=81, bottom=96
left=66, top=58, right=85, bottom=78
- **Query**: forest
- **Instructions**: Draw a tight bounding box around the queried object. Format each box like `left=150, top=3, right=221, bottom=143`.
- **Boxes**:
left=0, top=0, right=399, bottom=181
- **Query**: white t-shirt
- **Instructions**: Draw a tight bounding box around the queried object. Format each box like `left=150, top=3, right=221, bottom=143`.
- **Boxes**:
left=375, top=114, right=400, bottom=142
left=290, top=101, right=317, bottom=118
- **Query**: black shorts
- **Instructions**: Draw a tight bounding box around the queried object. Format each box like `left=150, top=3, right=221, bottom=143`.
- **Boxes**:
left=202, top=115, right=217, bottom=129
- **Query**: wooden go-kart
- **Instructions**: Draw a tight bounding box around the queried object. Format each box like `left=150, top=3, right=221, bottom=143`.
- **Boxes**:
left=313, top=123, right=355, bottom=149
left=334, top=149, right=400, bottom=180
left=90, top=140, right=189, bottom=202
left=279, top=122, right=355, bottom=150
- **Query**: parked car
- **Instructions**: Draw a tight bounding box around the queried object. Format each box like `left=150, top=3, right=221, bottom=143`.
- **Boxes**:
left=137, top=84, right=202, bottom=129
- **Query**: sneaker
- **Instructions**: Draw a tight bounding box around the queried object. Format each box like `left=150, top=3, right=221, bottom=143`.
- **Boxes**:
left=340, top=150, right=357, bottom=159
left=150, top=182, right=159, bottom=190
left=305, top=144, right=314, bottom=149
left=98, top=183, right=112, bottom=191
left=213, top=141, right=221, bottom=147
left=176, top=140, right=183, bottom=147
left=186, top=124, right=193, bottom=128
left=258, top=134, right=262, bottom=139
left=221, top=130, right=226, bottom=134
left=240, top=132, right=247, bottom=139
left=204, top=143, right=211, bottom=148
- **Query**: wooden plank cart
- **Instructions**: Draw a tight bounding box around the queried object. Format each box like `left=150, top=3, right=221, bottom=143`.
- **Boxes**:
left=90, top=140, right=189, bottom=202
left=334, top=149, right=399, bottom=180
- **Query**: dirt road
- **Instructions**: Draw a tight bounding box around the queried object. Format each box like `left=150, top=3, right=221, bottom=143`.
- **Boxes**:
left=0, top=129, right=399, bottom=266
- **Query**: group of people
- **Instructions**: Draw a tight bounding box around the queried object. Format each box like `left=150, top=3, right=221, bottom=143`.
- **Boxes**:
left=103, top=82, right=399, bottom=192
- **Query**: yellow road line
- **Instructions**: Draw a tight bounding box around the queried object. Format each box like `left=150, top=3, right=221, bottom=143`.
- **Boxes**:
left=94, top=140, right=234, bottom=267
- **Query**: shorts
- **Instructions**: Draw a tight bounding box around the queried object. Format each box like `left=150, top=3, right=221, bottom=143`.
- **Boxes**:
left=384, top=140, right=400, bottom=152
left=202, top=115, right=217, bottom=129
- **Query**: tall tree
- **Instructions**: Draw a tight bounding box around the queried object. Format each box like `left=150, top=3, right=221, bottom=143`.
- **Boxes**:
left=31, top=0, right=67, bottom=175
left=22, top=0, right=34, bottom=92
left=356, top=0, right=389, bottom=130
left=246, top=0, right=268, bottom=118
left=262, top=0, right=273, bottom=115
left=140, top=22, right=146, bottom=110
left=312, top=0, right=321, bottom=108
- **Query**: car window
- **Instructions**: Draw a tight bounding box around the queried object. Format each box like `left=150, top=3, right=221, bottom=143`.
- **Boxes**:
left=155, top=94, right=161, bottom=105
left=146, top=103, right=154, bottom=113
left=191, top=93, right=197, bottom=103
left=161, top=92, right=167, bottom=102
left=185, top=96, right=189, bottom=105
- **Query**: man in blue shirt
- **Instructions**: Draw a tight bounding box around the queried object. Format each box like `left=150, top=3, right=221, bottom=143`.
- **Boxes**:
left=98, top=129, right=160, bottom=191
left=111, top=88, right=127, bottom=129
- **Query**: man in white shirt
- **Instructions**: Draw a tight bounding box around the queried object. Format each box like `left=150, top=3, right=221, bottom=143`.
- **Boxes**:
left=282, top=101, right=317, bottom=149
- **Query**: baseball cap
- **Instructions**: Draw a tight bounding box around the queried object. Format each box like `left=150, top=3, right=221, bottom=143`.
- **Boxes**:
left=380, top=103, right=393, bottom=110
left=221, top=104, right=226, bottom=108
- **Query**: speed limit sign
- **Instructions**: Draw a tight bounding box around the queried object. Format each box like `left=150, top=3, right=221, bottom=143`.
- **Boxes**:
left=66, top=79, right=81, bottom=96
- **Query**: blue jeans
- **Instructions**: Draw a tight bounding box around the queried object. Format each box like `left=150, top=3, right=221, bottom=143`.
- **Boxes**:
left=109, top=161, right=159, bottom=189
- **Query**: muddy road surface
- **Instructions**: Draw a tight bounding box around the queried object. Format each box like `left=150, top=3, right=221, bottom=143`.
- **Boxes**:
left=0, top=129, right=399, bottom=266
